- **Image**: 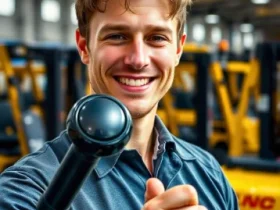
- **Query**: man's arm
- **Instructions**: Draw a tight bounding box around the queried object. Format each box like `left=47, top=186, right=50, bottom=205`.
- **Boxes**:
left=0, top=167, right=45, bottom=210
left=220, top=170, right=239, bottom=209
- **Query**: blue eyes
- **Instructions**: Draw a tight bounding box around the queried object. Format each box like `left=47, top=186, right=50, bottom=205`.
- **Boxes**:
left=148, top=36, right=166, bottom=42
left=107, top=34, right=127, bottom=40
left=103, top=34, right=169, bottom=47
left=105, top=34, right=167, bottom=42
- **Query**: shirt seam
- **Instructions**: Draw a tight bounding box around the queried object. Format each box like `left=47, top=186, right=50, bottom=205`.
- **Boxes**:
left=172, top=136, right=222, bottom=173
left=15, top=144, right=51, bottom=170
left=166, top=152, right=183, bottom=189
left=194, top=158, right=222, bottom=174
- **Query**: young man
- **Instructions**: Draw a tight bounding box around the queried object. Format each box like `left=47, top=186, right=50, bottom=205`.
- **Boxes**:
left=0, top=0, right=239, bottom=209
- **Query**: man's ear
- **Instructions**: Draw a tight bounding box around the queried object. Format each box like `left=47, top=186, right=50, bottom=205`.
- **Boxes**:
left=76, top=29, right=90, bottom=64
left=175, top=34, right=187, bottom=66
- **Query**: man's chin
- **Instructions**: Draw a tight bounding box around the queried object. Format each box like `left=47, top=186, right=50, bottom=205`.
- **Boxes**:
left=127, top=105, right=157, bottom=120
left=130, top=111, right=148, bottom=119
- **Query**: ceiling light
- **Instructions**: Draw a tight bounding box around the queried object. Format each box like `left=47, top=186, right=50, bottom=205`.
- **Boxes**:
left=211, top=27, right=222, bottom=44
left=71, top=3, right=77, bottom=25
left=205, top=14, right=220, bottom=24
left=251, top=0, right=270, bottom=4
left=240, top=23, right=254, bottom=33
left=193, top=24, right=205, bottom=42
left=41, top=0, right=60, bottom=22
left=243, top=33, right=254, bottom=48
left=0, top=0, right=15, bottom=16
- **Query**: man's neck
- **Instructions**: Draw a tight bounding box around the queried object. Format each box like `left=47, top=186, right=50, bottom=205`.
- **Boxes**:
left=125, top=108, right=157, bottom=173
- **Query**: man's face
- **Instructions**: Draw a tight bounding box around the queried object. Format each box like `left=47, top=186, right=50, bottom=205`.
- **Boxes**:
left=77, top=0, right=185, bottom=119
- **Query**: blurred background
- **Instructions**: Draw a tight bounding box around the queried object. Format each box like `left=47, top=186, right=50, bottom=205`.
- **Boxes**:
left=0, top=0, right=280, bottom=50
left=0, top=0, right=280, bottom=209
left=188, top=0, right=280, bottom=51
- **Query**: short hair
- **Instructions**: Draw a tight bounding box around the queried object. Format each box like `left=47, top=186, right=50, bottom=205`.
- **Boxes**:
left=75, top=0, right=192, bottom=42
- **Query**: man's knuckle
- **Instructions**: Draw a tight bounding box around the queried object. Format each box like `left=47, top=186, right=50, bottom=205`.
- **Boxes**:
left=199, top=205, right=208, bottom=210
left=181, top=185, right=197, bottom=197
left=143, top=202, right=154, bottom=210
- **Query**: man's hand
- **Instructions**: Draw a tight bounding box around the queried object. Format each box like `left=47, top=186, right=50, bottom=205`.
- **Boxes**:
left=142, top=178, right=207, bottom=210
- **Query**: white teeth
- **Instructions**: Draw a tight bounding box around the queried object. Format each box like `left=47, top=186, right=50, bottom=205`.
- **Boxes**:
left=118, top=77, right=149, bottom=86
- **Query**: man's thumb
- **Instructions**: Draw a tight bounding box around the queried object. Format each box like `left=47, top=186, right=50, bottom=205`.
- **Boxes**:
left=145, top=178, right=165, bottom=202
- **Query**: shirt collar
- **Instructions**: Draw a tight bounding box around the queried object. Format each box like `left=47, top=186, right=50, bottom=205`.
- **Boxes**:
left=154, top=116, right=196, bottom=160
left=94, top=115, right=195, bottom=178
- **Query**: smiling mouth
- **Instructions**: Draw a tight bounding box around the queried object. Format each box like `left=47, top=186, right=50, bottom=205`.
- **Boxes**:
left=114, top=77, right=154, bottom=87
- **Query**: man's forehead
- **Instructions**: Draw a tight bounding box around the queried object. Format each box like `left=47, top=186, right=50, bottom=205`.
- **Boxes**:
left=103, top=0, right=172, bottom=14
left=126, top=0, right=171, bottom=8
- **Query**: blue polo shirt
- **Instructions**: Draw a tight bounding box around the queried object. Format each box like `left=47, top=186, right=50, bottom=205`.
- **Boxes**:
left=0, top=117, right=239, bottom=209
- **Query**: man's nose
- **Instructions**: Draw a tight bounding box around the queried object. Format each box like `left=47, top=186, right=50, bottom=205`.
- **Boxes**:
left=124, top=40, right=150, bottom=70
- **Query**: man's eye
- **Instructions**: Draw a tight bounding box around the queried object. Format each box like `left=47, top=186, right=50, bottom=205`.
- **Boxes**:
left=106, top=34, right=126, bottom=40
left=149, top=35, right=167, bottom=42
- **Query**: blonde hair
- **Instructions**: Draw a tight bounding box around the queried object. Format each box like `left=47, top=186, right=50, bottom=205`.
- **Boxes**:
left=75, top=0, right=192, bottom=41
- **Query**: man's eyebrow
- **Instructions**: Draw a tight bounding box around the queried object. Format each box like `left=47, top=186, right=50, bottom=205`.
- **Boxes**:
left=99, top=24, right=131, bottom=34
left=145, top=25, right=173, bottom=35
left=99, top=24, right=173, bottom=35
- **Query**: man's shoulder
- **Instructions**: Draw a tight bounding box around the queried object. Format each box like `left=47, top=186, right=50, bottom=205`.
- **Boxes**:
left=171, top=137, right=239, bottom=209
left=0, top=131, right=71, bottom=209
left=172, top=136, right=222, bottom=173
left=2, top=130, right=70, bottom=179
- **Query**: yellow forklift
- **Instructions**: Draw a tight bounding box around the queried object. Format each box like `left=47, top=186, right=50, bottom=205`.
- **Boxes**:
left=211, top=43, right=280, bottom=209
left=0, top=42, right=46, bottom=172
left=0, top=42, right=89, bottom=172
left=157, top=43, right=280, bottom=209
left=210, top=59, right=260, bottom=156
